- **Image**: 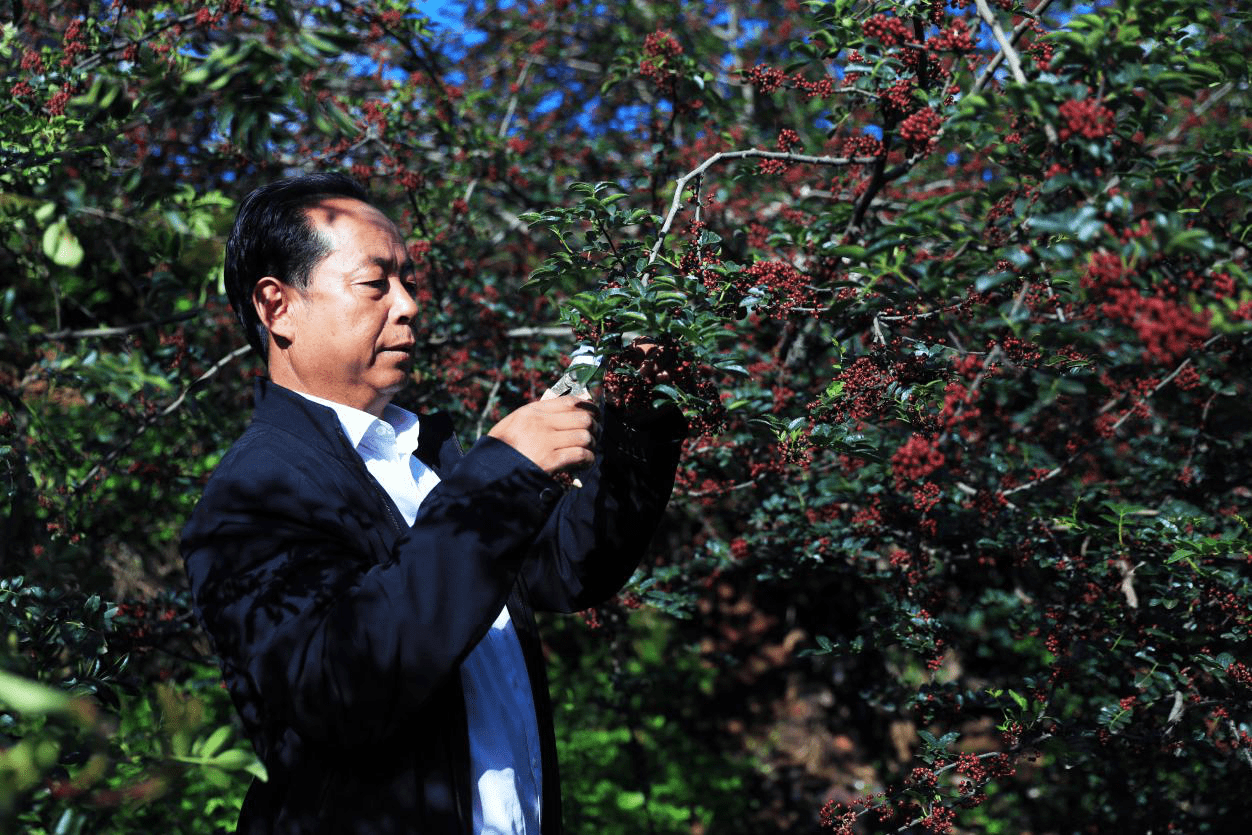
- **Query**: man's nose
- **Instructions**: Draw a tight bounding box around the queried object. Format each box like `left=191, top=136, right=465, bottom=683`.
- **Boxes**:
left=392, top=278, right=419, bottom=321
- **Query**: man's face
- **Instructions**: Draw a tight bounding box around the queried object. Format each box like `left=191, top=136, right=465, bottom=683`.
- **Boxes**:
left=280, top=197, right=419, bottom=416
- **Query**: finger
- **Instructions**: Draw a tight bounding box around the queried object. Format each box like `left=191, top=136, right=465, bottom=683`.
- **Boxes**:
left=549, top=445, right=596, bottom=474
left=534, top=395, right=598, bottom=413
left=554, top=398, right=600, bottom=427
left=561, top=428, right=595, bottom=451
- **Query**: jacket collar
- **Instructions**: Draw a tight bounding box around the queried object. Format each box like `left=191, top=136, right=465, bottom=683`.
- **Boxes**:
left=251, top=378, right=460, bottom=474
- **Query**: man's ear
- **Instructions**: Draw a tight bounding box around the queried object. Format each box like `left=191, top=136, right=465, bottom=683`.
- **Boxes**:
left=253, top=277, right=299, bottom=344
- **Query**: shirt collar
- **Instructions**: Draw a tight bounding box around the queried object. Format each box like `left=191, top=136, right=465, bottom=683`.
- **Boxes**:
left=294, top=391, right=421, bottom=456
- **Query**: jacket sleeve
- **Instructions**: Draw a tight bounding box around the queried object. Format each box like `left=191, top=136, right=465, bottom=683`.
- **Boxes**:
left=182, top=429, right=561, bottom=751
left=519, top=405, right=687, bottom=613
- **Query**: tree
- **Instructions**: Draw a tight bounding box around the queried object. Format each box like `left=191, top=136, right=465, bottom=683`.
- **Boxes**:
left=2, top=0, right=1249, bottom=831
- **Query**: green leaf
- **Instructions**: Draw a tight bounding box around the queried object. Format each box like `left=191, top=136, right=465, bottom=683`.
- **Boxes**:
left=198, top=725, right=233, bottom=759
left=42, top=217, right=84, bottom=268
left=0, top=669, right=72, bottom=715
left=209, top=748, right=258, bottom=770
left=616, top=791, right=646, bottom=810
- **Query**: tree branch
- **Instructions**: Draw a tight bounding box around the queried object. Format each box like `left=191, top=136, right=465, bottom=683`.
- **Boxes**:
left=972, top=0, right=1056, bottom=96
left=15, top=312, right=200, bottom=344
left=74, top=345, right=251, bottom=492
left=1002, top=335, right=1225, bottom=497
left=974, top=0, right=1059, bottom=144
left=648, top=150, right=879, bottom=266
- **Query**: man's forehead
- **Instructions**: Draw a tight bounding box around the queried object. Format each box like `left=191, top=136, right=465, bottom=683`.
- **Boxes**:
left=306, top=197, right=401, bottom=243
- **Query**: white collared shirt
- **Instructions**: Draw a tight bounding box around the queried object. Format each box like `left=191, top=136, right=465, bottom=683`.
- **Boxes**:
left=297, top=392, right=542, bottom=835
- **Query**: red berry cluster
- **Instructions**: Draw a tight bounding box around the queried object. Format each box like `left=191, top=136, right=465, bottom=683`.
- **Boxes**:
left=899, top=106, right=941, bottom=152
left=603, top=344, right=725, bottom=435
left=46, top=84, right=72, bottom=116
left=882, top=77, right=917, bottom=119
left=833, top=133, right=885, bottom=159
left=640, top=29, right=682, bottom=93
left=922, top=805, right=956, bottom=833
left=21, top=48, right=43, bottom=73
left=60, top=19, right=88, bottom=67
left=792, top=74, right=834, bottom=100
left=194, top=7, right=222, bottom=27
left=814, top=356, right=889, bottom=424
left=1082, top=251, right=1126, bottom=293
left=746, top=63, right=787, bottom=94
left=1227, top=661, right=1252, bottom=690
left=776, top=128, right=801, bottom=152
left=892, top=433, right=945, bottom=487
left=930, top=18, right=975, bottom=53
left=643, top=29, right=682, bottom=59
left=1102, top=290, right=1212, bottom=364
left=1058, top=98, right=1116, bottom=141
left=913, top=481, right=941, bottom=512
left=738, top=260, right=816, bottom=319
left=863, top=13, right=911, bottom=48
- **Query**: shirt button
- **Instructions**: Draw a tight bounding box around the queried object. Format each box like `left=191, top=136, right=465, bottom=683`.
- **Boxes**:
left=539, top=487, right=558, bottom=503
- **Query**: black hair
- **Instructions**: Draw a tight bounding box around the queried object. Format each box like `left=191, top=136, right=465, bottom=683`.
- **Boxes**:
left=224, top=173, right=371, bottom=359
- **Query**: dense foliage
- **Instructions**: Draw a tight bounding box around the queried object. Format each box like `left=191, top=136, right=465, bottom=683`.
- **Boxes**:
left=2, top=0, right=1250, bottom=832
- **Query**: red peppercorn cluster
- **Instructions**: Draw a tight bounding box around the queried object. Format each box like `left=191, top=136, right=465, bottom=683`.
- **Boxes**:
left=640, top=29, right=683, bottom=94
left=913, top=481, right=941, bottom=512
left=60, top=19, right=88, bottom=67
left=882, top=77, right=917, bottom=119
left=815, top=356, right=890, bottom=424
left=1225, top=660, right=1252, bottom=690
left=922, top=805, right=956, bottom=833
left=194, top=7, right=222, bottom=27
left=603, top=344, right=725, bottom=435
left=892, top=433, right=945, bottom=487
left=833, top=133, right=885, bottom=159
left=643, top=29, right=682, bottom=59
left=1101, top=289, right=1211, bottom=364
left=899, top=106, right=941, bottom=152
left=736, top=260, right=817, bottom=319
left=818, top=801, right=858, bottom=834
left=862, top=13, right=911, bottom=48
left=46, top=84, right=72, bottom=116
left=746, top=63, right=787, bottom=94
left=1058, top=98, right=1116, bottom=141
left=930, top=18, right=975, bottom=53
left=791, top=73, right=834, bottom=100
left=776, top=128, right=801, bottom=152
left=1082, top=251, right=1125, bottom=293
left=21, top=48, right=43, bottom=73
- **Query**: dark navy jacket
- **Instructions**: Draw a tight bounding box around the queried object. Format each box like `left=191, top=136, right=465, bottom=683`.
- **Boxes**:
left=181, top=380, right=684, bottom=834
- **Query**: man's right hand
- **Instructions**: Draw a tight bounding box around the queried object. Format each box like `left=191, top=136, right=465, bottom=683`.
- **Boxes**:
left=487, top=397, right=599, bottom=475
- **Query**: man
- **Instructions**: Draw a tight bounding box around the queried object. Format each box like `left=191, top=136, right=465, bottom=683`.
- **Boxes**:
left=181, top=174, right=685, bottom=834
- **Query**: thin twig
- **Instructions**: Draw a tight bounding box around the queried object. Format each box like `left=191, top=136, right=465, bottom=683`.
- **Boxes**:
left=648, top=150, right=879, bottom=266
left=972, top=0, right=1056, bottom=95
left=462, top=10, right=552, bottom=206
left=75, top=345, right=251, bottom=492
left=974, top=0, right=1059, bottom=143
left=505, top=325, right=570, bottom=338
left=475, top=373, right=505, bottom=439
left=18, top=312, right=200, bottom=344
left=71, top=12, right=202, bottom=76
left=1002, top=335, right=1224, bottom=497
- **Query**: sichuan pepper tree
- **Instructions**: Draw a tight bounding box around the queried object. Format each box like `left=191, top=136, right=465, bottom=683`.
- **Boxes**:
left=2, top=0, right=1250, bottom=832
